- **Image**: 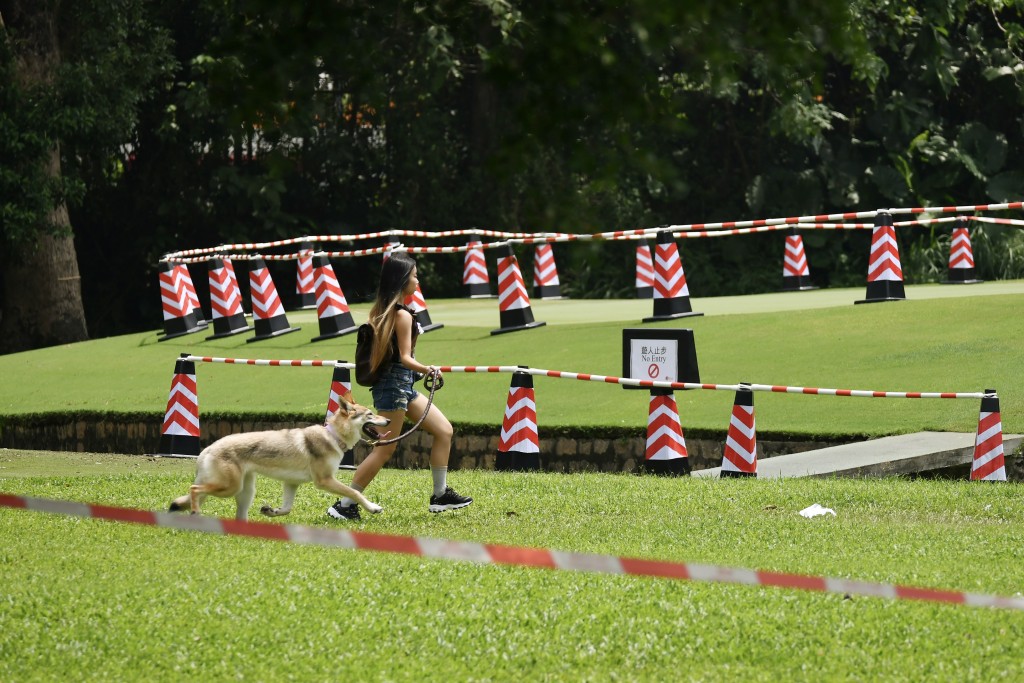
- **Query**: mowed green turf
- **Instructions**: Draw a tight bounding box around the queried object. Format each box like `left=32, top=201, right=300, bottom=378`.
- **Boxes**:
left=2, top=451, right=1024, bottom=681
left=1, top=282, right=1022, bottom=438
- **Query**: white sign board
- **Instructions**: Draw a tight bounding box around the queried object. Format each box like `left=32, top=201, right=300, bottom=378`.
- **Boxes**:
left=630, top=338, right=679, bottom=383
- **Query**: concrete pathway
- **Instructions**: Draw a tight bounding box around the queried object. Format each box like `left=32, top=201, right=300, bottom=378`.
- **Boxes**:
left=692, top=431, right=1024, bottom=479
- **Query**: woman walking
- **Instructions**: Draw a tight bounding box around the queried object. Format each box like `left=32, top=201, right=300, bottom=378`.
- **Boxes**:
left=328, top=251, right=472, bottom=519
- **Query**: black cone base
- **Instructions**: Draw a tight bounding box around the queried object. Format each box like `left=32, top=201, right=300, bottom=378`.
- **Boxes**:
left=159, top=312, right=204, bottom=341
left=643, top=296, right=704, bottom=323
left=157, top=434, right=200, bottom=458
left=247, top=316, right=301, bottom=342
left=414, top=311, right=444, bottom=334
left=636, top=286, right=653, bottom=299
left=855, top=280, right=906, bottom=304
left=944, top=268, right=982, bottom=284
left=495, top=451, right=540, bottom=471
left=465, top=283, right=493, bottom=298
left=491, top=320, right=546, bottom=336
left=641, top=459, right=691, bottom=476
left=533, top=284, right=565, bottom=300
left=293, top=291, right=317, bottom=310
left=206, top=313, right=254, bottom=340
left=720, top=469, right=756, bottom=479
left=782, top=275, right=818, bottom=291
left=311, top=312, right=359, bottom=342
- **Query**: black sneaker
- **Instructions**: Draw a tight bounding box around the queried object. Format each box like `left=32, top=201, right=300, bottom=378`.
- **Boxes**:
left=429, top=487, right=473, bottom=513
left=327, top=500, right=361, bottom=520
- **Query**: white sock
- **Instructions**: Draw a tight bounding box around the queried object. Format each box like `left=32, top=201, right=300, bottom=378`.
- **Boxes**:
left=431, top=467, right=448, bottom=497
left=339, top=483, right=364, bottom=508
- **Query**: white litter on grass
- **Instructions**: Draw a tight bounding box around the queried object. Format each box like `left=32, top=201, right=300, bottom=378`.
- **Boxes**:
left=799, top=503, right=836, bottom=518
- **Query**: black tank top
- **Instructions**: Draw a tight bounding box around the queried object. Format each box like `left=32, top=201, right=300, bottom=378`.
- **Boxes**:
left=389, top=304, right=419, bottom=362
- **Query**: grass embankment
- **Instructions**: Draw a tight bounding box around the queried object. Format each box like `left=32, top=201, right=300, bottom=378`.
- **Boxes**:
left=1, top=450, right=1023, bottom=681
left=0, top=286, right=1022, bottom=440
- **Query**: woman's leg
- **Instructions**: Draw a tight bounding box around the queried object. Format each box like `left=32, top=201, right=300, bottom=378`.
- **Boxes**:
left=405, top=394, right=453, bottom=468
left=351, top=407, right=406, bottom=490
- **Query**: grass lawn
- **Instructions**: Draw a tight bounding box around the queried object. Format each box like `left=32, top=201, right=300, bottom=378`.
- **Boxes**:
left=1, top=282, right=1023, bottom=440
left=2, top=450, right=1023, bottom=681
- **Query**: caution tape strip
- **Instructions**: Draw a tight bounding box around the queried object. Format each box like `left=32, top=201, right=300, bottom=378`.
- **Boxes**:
left=177, top=356, right=989, bottom=400
left=161, top=201, right=1024, bottom=261
left=2, top=492, right=1021, bottom=611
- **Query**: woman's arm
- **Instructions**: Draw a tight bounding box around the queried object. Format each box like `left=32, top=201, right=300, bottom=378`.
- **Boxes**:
left=395, top=309, right=434, bottom=375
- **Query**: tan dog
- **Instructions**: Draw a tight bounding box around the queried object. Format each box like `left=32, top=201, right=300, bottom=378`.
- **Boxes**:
left=169, top=397, right=389, bottom=520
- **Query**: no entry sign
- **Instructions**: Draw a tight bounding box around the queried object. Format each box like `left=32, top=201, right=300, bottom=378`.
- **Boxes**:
left=621, top=328, right=700, bottom=390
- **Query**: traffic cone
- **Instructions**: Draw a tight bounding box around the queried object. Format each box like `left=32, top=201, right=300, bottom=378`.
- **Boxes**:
left=310, top=255, right=359, bottom=342
left=157, top=356, right=201, bottom=457
left=635, top=239, right=654, bottom=298
left=491, top=243, right=547, bottom=335
left=174, top=263, right=208, bottom=328
left=496, top=370, right=540, bottom=471
left=246, top=258, right=301, bottom=342
left=720, top=384, right=757, bottom=477
left=945, top=219, right=983, bottom=284
left=642, top=230, right=703, bottom=322
left=205, top=257, right=253, bottom=340
left=404, top=284, right=444, bottom=333
left=971, top=389, right=1006, bottom=481
left=642, top=389, right=690, bottom=476
left=463, top=235, right=493, bottom=298
left=157, top=261, right=204, bottom=341
left=532, top=243, right=566, bottom=299
left=293, top=241, right=318, bottom=309
left=223, top=258, right=248, bottom=314
left=324, top=362, right=356, bottom=469
left=855, top=211, right=906, bottom=304
left=782, top=229, right=817, bottom=291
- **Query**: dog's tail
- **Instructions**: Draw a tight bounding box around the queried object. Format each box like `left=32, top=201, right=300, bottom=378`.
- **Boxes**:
left=169, top=494, right=190, bottom=512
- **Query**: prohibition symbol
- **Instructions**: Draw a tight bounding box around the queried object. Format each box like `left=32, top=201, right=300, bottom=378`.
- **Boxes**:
left=648, top=363, right=660, bottom=378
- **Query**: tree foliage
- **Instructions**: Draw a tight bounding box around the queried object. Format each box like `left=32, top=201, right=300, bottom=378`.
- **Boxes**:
left=3, top=0, right=1024, bottom=347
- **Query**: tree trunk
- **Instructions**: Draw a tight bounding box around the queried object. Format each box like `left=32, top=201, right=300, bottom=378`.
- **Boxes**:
left=0, top=1, right=90, bottom=353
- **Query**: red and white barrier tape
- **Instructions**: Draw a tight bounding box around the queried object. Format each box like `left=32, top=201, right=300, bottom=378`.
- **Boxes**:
left=178, top=356, right=989, bottom=400
left=970, top=216, right=1024, bottom=227
left=2, top=492, right=1020, bottom=610
left=162, top=202, right=1023, bottom=261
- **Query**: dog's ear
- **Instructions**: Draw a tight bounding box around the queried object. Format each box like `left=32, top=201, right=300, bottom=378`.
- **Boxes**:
left=337, top=389, right=357, bottom=414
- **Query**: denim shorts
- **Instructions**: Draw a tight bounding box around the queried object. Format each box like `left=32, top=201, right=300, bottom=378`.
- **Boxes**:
left=371, top=363, right=422, bottom=412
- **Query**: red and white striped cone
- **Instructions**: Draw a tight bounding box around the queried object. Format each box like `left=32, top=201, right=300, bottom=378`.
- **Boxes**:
left=532, top=243, right=566, bottom=299
left=945, top=218, right=983, bottom=284
left=173, top=263, right=208, bottom=328
left=205, top=257, right=253, bottom=340
left=720, top=384, right=757, bottom=478
left=157, top=356, right=201, bottom=457
left=310, top=255, right=359, bottom=342
left=222, top=258, right=249, bottom=314
left=324, top=362, right=356, bottom=469
left=491, top=243, right=547, bottom=336
left=635, top=239, right=654, bottom=299
left=463, top=235, right=493, bottom=298
left=157, top=261, right=204, bottom=341
left=971, top=389, right=1006, bottom=481
left=855, top=211, right=906, bottom=304
left=642, top=230, right=703, bottom=323
left=642, top=389, right=690, bottom=476
left=246, top=258, right=301, bottom=342
left=404, top=284, right=444, bottom=333
left=496, top=370, right=541, bottom=471
left=293, top=242, right=318, bottom=309
left=782, top=229, right=817, bottom=291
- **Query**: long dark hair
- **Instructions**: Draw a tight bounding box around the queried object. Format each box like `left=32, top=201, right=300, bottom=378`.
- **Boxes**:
left=367, top=251, right=416, bottom=375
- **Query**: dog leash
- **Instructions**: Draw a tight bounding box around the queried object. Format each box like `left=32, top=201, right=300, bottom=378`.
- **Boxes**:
left=364, top=368, right=444, bottom=447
